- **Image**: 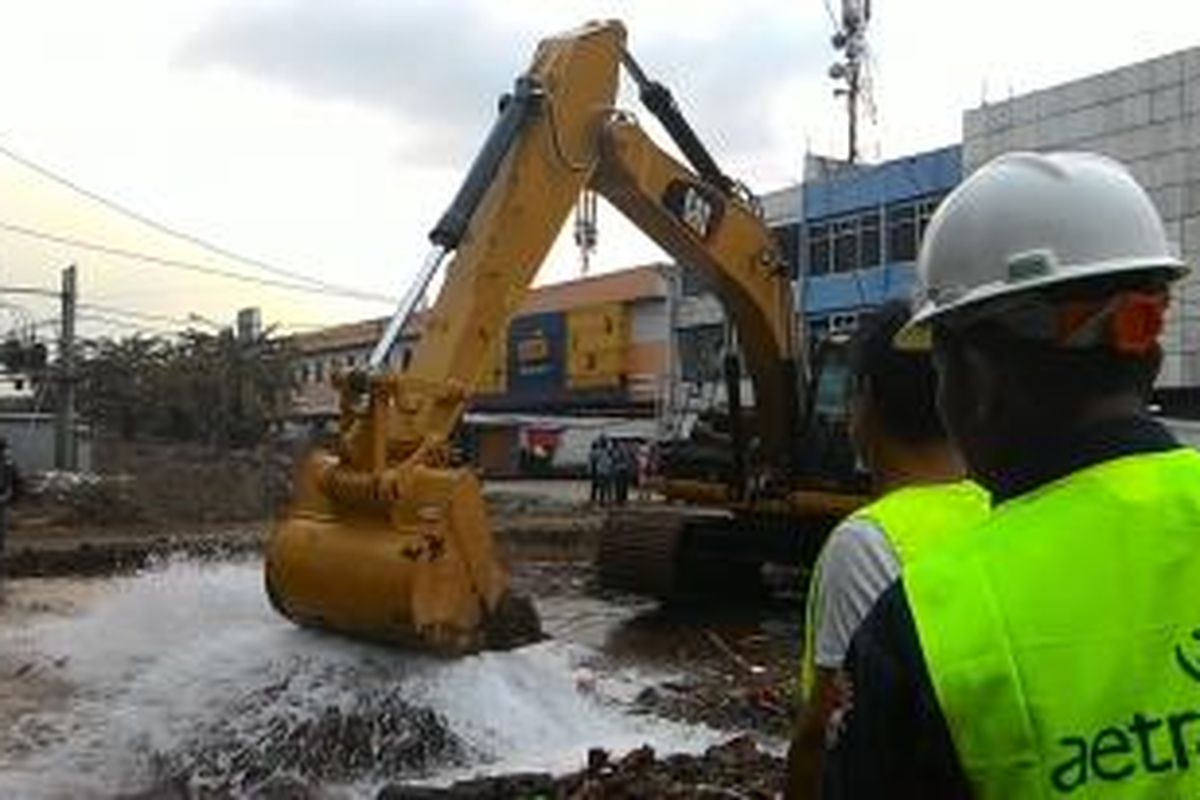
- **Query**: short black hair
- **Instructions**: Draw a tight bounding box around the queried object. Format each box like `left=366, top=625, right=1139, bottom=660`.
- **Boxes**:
left=849, top=299, right=946, bottom=443
left=958, top=326, right=1159, bottom=414
left=947, top=272, right=1167, bottom=415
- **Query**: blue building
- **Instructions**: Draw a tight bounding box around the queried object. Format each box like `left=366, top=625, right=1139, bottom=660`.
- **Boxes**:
left=795, top=145, right=962, bottom=340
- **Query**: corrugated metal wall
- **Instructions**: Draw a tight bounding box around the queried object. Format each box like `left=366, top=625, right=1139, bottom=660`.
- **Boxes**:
left=565, top=302, right=628, bottom=390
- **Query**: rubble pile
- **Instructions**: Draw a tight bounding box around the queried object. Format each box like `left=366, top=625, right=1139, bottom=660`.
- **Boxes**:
left=378, top=736, right=784, bottom=799
left=28, top=471, right=143, bottom=526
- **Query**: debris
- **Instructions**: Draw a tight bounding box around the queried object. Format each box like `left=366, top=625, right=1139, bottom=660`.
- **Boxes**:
left=704, top=630, right=762, bottom=676
left=376, top=736, right=784, bottom=799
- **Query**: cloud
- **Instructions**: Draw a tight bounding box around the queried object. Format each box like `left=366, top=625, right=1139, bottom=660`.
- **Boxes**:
left=180, top=0, right=527, bottom=163
left=181, top=0, right=829, bottom=169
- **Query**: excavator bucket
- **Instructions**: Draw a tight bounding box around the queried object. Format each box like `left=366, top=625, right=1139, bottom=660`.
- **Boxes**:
left=265, top=450, right=541, bottom=655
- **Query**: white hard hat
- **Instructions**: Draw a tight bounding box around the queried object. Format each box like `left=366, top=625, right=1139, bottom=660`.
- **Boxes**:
left=896, top=151, right=1187, bottom=349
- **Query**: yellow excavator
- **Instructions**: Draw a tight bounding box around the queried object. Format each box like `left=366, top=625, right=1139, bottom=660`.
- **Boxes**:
left=266, top=20, right=865, bottom=655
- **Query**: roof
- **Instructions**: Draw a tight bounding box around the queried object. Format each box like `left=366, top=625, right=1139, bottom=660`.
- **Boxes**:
left=521, top=264, right=666, bottom=314
left=292, top=318, right=386, bottom=355
left=290, top=264, right=667, bottom=354
left=803, top=145, right=963, bottom=221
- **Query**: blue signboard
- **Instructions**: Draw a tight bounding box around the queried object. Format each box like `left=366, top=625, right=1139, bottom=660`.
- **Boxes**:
left=507, top=311, right=566, bottom=396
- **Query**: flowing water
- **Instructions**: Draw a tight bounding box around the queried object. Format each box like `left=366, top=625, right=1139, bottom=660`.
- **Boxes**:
left=0, top=557, right=720, bottom=798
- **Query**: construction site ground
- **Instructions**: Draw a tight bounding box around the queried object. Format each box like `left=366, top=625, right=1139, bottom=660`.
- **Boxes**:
left=0, top=479, right=801, bottom=799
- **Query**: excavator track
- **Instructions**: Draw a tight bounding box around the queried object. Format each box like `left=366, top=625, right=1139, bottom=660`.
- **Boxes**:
left=597, top=506, right=769, bottom=601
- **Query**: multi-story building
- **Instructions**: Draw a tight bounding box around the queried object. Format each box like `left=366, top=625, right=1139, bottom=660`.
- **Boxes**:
left=288, top=264, right=671, bottom=421
left=798, top=146, right=962, bottom=340
left=962, top=46, right=1200, bottom=389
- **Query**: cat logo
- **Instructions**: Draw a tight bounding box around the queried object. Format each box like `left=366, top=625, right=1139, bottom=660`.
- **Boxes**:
left=516, top=332, right=549, bottom=365
left=662, top=180, right=725, bottom=241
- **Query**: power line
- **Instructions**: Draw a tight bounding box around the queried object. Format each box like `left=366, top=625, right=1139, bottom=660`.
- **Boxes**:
left=77, top=312, right=172, bottom=332
left=78, top=301, right=204, bottom=328
left=7, top=291, right=332, bottom=336
left=0, top=140, right=388, bottom=300
left=0, top=220, right=393, bottom=302
left=822, top=0, right=840, bottom=28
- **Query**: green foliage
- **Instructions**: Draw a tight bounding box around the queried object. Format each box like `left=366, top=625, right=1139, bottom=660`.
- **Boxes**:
left=75, top=329, right=295, bottom=448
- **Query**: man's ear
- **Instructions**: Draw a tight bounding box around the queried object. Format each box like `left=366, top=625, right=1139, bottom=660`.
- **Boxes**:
left=960, top=342, right=1000, bottom=429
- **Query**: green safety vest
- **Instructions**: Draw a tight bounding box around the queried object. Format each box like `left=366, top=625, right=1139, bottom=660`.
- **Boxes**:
left=906, top=448, right=1200, bottom=798
left=800, top=480, right=990, bottom=700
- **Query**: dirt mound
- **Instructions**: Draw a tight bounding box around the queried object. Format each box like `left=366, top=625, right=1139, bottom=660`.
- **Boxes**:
left=378, top=736, right=783, bottom=799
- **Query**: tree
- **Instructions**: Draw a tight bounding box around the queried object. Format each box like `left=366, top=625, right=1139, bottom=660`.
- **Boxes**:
left=73, top=328, right=295, bottom=448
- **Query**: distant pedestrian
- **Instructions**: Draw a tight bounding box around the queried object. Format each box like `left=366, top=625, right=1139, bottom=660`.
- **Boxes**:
left=594, top=436, right=614, bottom=506
left=0, top=437, right=19, bottom=573
left=636, top=442, right=653, bottom=501
left=613, top=441, right=633, bottom=506
left=588, top=437, right=604, bottom=504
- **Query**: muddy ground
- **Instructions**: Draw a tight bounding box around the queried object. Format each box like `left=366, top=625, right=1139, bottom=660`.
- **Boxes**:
left=1, top=483, right=801, bottom=798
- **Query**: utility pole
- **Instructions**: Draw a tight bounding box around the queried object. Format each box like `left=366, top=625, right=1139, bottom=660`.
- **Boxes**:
left=54, top=264, right=77, bottom=471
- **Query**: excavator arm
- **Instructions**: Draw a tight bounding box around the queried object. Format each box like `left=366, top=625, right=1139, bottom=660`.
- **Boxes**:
left=266, top=20, right=806, bottom=653
left=592, top=117, right=799, bottom=477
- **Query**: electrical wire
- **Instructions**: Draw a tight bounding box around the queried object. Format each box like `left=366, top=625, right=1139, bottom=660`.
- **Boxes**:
left=0, top=220, right=393, bottom=302
left=74, top=312, right=176, bottom=335
left=77, top=302, right=207, bottom=328
left=8, top=293, right=332, bottom=339
left=0, top=141, right=383, bottom=299
left=822, top=0, right=840, bottom=30
left=77, top=303, right=315, bottom=336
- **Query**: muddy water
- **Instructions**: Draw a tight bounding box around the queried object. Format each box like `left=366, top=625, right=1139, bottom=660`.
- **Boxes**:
left=0, top=558, right=720, bottom=798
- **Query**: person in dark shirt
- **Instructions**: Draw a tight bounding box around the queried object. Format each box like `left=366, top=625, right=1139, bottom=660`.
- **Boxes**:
left=0, top=437, right=18, bottom=575
left=823, top=152, right=1196, bottom=798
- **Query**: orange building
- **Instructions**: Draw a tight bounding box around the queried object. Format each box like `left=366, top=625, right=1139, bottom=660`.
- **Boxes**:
left=288, top=264, right=670, bottom=421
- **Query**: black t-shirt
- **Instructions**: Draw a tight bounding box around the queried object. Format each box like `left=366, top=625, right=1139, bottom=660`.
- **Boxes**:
left=821, top=416, right=1180, bottom=799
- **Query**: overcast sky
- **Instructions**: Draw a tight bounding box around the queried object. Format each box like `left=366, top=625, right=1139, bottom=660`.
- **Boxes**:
left=0, top=0, right=1196, bottom=340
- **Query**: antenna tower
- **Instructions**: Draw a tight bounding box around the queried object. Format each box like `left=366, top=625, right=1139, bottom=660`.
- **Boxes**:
left=828, top=0, right=872, bottom=163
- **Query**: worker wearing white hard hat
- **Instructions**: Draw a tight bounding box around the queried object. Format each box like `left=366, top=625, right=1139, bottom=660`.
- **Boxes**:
left=822, top=151, right=1200, bottom=799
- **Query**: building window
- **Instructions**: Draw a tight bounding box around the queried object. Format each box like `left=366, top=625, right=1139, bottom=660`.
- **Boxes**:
left=833, top=218, right=860, bottom=273
left=806, top=223, right=831, bottom=276
left=860, top=210, right=882, bottom=269
left=314, top=360, right=325, bottom=384
left=886, top=203, right=918, bottom=263
left=771, top=223, right=801, bottom=277
left=680, top=264, right=710, bottom=296
left=678, top=324, right=725, bottom=383
left=918, top=198, right=940, bottom=242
